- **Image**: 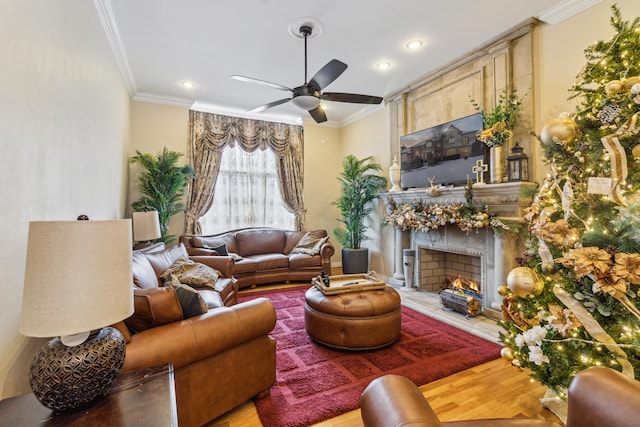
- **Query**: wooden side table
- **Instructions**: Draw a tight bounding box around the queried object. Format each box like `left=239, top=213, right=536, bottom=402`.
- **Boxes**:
left=0, top=364, right=177, bottom=427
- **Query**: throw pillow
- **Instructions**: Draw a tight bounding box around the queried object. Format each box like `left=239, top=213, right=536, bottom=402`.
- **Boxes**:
left=125, top=287, right=184, bottom=333
left=204, top=244, right=228, bottom=256
left=166, top=275, right=208, bottom=318
left=160, top=256, right=221, bottom=289
left=291, top=232, right=329, bottom=256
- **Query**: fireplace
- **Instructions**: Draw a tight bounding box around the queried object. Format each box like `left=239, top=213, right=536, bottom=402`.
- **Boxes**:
left=383, top=182, right=536, bottom=319
left=419, top=249, right=482, bottom=294
left=416, top=236, right=488, bottom=314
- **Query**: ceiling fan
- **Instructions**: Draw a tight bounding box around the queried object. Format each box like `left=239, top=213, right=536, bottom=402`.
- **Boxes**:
left=231, top=24, right=383, bottom=123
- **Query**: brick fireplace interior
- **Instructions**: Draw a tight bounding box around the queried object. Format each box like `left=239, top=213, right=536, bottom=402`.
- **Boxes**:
left=419, top=248, right=482, bottom=294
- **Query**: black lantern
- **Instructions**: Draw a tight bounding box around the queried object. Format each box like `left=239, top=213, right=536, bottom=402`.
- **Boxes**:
left=507, top=142, right=529, bottom=181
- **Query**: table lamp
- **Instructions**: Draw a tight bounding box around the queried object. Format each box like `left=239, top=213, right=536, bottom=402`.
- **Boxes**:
left=19, top=219, right=134, bottom=412
left=132, top=211, right=161, bottom=247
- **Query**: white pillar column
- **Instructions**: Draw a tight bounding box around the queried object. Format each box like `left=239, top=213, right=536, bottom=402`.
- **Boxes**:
left=393, top=227, right=405, bottom=281
left=492, top=231, right=517, bottom=309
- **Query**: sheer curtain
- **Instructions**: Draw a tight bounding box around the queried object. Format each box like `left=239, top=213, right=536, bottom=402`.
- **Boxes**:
left=199, top=146, right=295, bottom=234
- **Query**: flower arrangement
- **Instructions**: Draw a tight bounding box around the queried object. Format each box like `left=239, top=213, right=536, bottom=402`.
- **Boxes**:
left=470, top=89, right=525, bottom=147
left=383, top=198, right=491, bottom=234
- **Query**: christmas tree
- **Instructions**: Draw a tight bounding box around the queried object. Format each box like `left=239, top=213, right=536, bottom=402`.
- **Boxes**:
left=499, top=5, right=640, bottom=397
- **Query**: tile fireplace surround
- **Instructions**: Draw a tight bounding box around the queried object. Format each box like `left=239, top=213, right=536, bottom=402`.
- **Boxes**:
left=382, top=182, right=537, bottom=319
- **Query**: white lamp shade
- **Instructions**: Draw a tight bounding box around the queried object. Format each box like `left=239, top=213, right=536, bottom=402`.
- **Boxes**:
left=20, top=220, right=134, bottom=338
left=132, top=211, right=161, bottom=241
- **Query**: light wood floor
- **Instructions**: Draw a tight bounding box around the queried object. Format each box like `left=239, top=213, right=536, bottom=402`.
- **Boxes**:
left=208, top=358, right=561, bottom=426
left=208, top=281, right=563, bottom=427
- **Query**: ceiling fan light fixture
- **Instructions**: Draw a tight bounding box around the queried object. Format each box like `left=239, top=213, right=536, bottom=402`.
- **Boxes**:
left=292, top=95, right=321, bottom=111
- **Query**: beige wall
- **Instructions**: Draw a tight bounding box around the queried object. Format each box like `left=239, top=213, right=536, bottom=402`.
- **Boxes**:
left=335, top=106, right=393, bottom=275
left=128, top=102, right=190, bottom=239
left=301, top=124, right=343, bottom=241
left=0, top=1, right=130, bottom=398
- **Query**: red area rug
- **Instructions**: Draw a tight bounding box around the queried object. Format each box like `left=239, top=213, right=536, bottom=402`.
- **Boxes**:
left=239, top=286, right=501, bottom=427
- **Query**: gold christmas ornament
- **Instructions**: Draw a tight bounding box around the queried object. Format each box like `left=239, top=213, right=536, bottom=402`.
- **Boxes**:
left=604, top=80, right=625, bottom=95
left=541, top=261, right=557, bottom=274
left=540, top=117, right=578, bottom=146
left=498, top=285, right=510, bottom=296
left=501, top=347, right=514, bottom=361
left=506, top=267, right=544, bottom=298
left=624, top=76, right=640, bottom=90
left=632, top=144, right=640, bottom=159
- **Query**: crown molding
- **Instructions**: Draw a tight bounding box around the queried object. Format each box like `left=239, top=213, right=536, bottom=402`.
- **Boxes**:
left=537, top=0, right=602, bottom=25
left=132, top=92, right=195, bottom=108
left=93, top=0, right=137, bottom=96
left=191, top=102, right=303, bottom=126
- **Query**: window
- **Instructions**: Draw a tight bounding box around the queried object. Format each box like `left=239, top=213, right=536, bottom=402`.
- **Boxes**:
left=199, top=146, right=295, bottom=234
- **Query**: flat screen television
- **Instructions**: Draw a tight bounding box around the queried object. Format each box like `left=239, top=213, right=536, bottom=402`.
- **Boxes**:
left=400, top=113, right=486, bottom=188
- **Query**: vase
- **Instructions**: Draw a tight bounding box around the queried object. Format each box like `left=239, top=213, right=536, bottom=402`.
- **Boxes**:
left=389, top=155, right=401, bottom=192
left=489, top=145, right=505, bottom=184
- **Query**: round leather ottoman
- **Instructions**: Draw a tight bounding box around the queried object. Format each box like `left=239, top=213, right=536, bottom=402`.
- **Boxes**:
left=304, top=286, right=401, bottom=350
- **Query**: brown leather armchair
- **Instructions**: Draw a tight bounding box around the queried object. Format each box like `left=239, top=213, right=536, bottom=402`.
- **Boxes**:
left=360, top=367, right=640, bottom=427
left=111, top=243, right=277, bottom=427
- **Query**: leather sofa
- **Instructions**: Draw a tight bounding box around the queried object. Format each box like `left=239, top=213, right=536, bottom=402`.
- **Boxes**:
left=131, top=242, right=238, bottom=307
left=360, top=367, right=640, bottom=427
left=111, top=243, right=277, bottom=427
left=181, top=227, right=334, bottom=289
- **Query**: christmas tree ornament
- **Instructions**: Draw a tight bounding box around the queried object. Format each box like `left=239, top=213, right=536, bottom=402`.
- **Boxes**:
left=500, top=347, right=514, bottom=361
left=540, top=117, right=578, bottom=146
left=540, top=260, right=556, bottom=274
left=498, top=285, right=510, bottom=296
left=506, top=267, right=544, bottom=298
left=599, top=103, right=621, bottom=124
left=623, top=76, right=640, bottom=90
left=604, top=79, right=625, bottom=95
left=632, top=144, right=640, bottom=159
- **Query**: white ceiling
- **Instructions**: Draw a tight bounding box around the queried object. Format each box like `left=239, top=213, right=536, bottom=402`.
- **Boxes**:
left=100, top=0, right=600, bottom=127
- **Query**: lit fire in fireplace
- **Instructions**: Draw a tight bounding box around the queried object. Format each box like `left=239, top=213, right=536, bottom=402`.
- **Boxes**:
left=448, top=275, right=480, bottom=294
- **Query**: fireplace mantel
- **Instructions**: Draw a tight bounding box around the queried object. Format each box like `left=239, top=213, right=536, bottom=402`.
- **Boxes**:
left=381, top=181, right=537, bottom=319
left=381, top=181, right=537, bottom=218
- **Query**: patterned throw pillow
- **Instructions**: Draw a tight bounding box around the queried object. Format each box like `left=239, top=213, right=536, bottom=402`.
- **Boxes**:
left=160, top=257, right=221, bottom=289
left=291, top=232, right=329, bottom=256
left=165, top=275, right=208, bottom=319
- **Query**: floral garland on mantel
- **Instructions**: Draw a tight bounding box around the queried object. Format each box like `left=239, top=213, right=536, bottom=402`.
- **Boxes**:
left=383, top=183, right=522, bottom=235
left=384, top=198, right=490, bottom=233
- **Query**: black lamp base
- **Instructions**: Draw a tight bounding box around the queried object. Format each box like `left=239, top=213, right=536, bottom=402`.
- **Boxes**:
left=29, top=326, right=126, bottom=413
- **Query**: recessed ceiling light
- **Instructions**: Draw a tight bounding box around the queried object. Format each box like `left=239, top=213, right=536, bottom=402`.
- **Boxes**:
left=376, top=61, right=391, bottom=70
left=406, top=40, right=423, bottom=50
left=181, top=81, right=196, bottom=89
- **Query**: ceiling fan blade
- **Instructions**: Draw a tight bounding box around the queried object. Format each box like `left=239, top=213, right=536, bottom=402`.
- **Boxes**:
left=308, top=106, right=327, bottom=123
left=230, top=75, right=293, bottom=93
left=309, top=59, right=347, bottom=90
left=321, top=92, right=383, bottom=104
left=247, top=98, right=291, bottom=113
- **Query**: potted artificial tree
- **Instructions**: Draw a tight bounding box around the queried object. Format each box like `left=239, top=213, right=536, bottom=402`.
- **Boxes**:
left=130, top=147, right=195, bottom=244
left=332, top=155, right=387, bottom=274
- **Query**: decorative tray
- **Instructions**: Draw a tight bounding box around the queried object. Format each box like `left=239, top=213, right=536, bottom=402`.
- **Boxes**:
left=312, top=272, right=386, bottom=295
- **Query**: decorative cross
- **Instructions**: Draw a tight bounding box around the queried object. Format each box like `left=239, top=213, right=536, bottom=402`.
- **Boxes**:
left=472, top=160, right=488, bottom=184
